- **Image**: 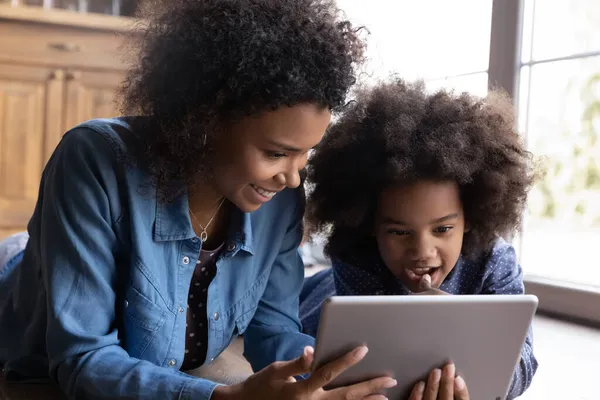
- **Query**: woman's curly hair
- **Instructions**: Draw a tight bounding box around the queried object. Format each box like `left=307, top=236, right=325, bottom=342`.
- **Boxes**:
left=119, top=0, right=365, bottom=198
left=306, top=78, right=537, bottom=260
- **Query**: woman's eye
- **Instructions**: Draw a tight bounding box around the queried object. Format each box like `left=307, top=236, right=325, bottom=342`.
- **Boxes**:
left=266, top=151, right=287, bottom=159
left=434, top=226, right=453, bottom=234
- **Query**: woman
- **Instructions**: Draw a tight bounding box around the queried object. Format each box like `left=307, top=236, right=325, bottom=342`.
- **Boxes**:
left=0, top=1, right=399, bottom=399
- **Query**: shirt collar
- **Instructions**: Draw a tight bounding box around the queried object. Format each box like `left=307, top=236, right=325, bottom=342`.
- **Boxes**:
left=153, top=190, right=196, bottom=242
left=226, top=206, right=255, bottom=255
left=153, top=190, right=254, bottom=254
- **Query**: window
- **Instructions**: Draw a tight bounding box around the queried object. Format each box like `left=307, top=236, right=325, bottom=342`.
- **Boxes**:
left=320, top=0, right=600, bottom=324
left=337, top=0, right=492, bottom=95
left=517, top=0, right=600, bottom=289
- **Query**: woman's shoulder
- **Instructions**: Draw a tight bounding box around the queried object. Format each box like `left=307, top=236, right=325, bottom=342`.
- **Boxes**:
left=46, top=118, right=134, bottom=178
left=44, top=118, right=146, bottom=217
left=61, top=117, right=136, bottom=160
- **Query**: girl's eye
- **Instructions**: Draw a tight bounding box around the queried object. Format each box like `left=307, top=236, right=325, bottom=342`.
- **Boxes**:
left=434, top=226, right=453, bottom=234
left=387, top=229, right=411, bottom=236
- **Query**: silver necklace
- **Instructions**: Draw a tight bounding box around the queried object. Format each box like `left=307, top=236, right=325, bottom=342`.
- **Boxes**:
left=189, top=197, right=226, bottom=242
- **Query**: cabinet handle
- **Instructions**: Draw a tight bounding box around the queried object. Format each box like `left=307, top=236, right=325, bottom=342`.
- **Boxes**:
left=49, top=70, right=65, bottom=80
left=65, top=71, right=81, bottom=81
left=48, top=42, right=81, bottom=53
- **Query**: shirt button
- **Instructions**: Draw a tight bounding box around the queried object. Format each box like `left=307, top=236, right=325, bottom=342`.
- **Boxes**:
left=124, top=300, right=129, bottom=308
left=210, top=357, right=215, bottom=362
left=191, top=237, right=199, bottom=243
left=178, top=306, right=185, bottom=313
left=227, top=243, right=236, bottom=252
left=182, top=256, right=190, bottom=264
left=168, top=359, right=177, bottom=367
left=213, top=312, right=219, bottom=321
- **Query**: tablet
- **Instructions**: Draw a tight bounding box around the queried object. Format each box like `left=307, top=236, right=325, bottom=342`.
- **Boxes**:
left=311, top=295, right=538, bottom=400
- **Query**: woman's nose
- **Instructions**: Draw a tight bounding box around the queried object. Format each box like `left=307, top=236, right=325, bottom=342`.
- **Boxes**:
left=274, top=172, right=287, bottom=186
left=274, top=161, right=302, bottom=188
left=285, top=169, right=301, bottom=188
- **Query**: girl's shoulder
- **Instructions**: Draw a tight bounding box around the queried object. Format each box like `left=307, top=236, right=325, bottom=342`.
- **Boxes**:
left=444, top=238, right=519, bottom=293
left=484, top=237, right=517, bottom=269
left=460, top=237, right=516, bottom=271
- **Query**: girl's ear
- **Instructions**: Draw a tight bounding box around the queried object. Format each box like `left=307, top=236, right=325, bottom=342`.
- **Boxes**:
left=464, top=222, right=471, bottom=233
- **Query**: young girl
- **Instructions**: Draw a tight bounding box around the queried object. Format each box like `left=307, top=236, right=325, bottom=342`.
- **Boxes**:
left=300, top=79, right=539, bottom=400
left=0, top=1, right=400, bottom=399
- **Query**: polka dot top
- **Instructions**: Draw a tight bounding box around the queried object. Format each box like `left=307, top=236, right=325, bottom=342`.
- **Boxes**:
left=181, top=243, right=224, bottom=371
left=299, top=238, right=538, bottom=400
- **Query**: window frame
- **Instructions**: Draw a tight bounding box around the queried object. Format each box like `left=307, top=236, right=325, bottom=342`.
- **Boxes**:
left=487, top=0, right=600, bottom=326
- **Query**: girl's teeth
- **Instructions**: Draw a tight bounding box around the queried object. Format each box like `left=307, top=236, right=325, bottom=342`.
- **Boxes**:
left=406, top=267, right=435, bottom=280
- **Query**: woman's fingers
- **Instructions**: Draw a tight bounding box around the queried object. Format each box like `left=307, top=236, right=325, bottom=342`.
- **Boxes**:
left=303, top=346, right=369, bottom=392
left=408, top=381, right=426, bottom=400
left=328, top=376, right=397, bottom=400
left=264, top=346, right=313, bottom=380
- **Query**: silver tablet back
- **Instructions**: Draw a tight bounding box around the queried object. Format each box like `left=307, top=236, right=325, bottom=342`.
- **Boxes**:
left=312, top=295, right=538, bottom=400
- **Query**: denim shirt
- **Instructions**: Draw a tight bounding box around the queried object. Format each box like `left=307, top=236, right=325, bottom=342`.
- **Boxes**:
left=0, top=118, right=315, bottom=399
left=299, top=239, right=538, bottom=400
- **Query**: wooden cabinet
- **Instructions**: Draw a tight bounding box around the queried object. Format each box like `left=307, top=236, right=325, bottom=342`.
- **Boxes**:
left=0, top=64, right=56, bottom=239
left=64, top=69, right=123, bottom=129
left=0, top=5, right=131, bottom=239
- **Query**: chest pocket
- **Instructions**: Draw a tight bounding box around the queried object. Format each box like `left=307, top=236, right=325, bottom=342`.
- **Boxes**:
left=235, top=307, right=257, bottom=335
left=231, top=272, right=268, bottom=336
left=122, top=285, right=167, bottom=359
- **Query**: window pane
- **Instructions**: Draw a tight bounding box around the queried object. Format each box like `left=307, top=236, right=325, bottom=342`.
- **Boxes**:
left=338, top=0, right=492, bottom=80
left=524, top=0, right=600, bottom=62
left=520, top=56, right=600, bottom=288
left=517, top=66, right=531, bottom=132
left=520, top=0, right=535, bottom=63
left=426, top=72, right=489, bottom=97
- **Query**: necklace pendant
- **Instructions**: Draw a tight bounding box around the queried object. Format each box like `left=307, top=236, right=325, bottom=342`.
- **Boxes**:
left=200, top=230, right=208, bottom=242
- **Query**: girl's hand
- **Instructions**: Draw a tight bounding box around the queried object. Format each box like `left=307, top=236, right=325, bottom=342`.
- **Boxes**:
left=414, top=274, right=450, bottom=295
left=212, top=345, right=397, bottom=400
left=408, top=363, right=470, bottom=400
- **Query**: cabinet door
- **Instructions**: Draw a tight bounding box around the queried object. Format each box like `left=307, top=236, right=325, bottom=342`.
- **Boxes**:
left=0, top=64, right=64, bottom=239
left=63, top=69, right=124, bottom=130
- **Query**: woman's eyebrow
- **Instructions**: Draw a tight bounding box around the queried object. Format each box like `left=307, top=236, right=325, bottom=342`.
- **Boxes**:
left=265, top=139, right=303, bottom=153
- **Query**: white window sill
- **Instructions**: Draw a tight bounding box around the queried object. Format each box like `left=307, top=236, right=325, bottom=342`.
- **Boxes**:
left=524, top=276, right=600, bottom=327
